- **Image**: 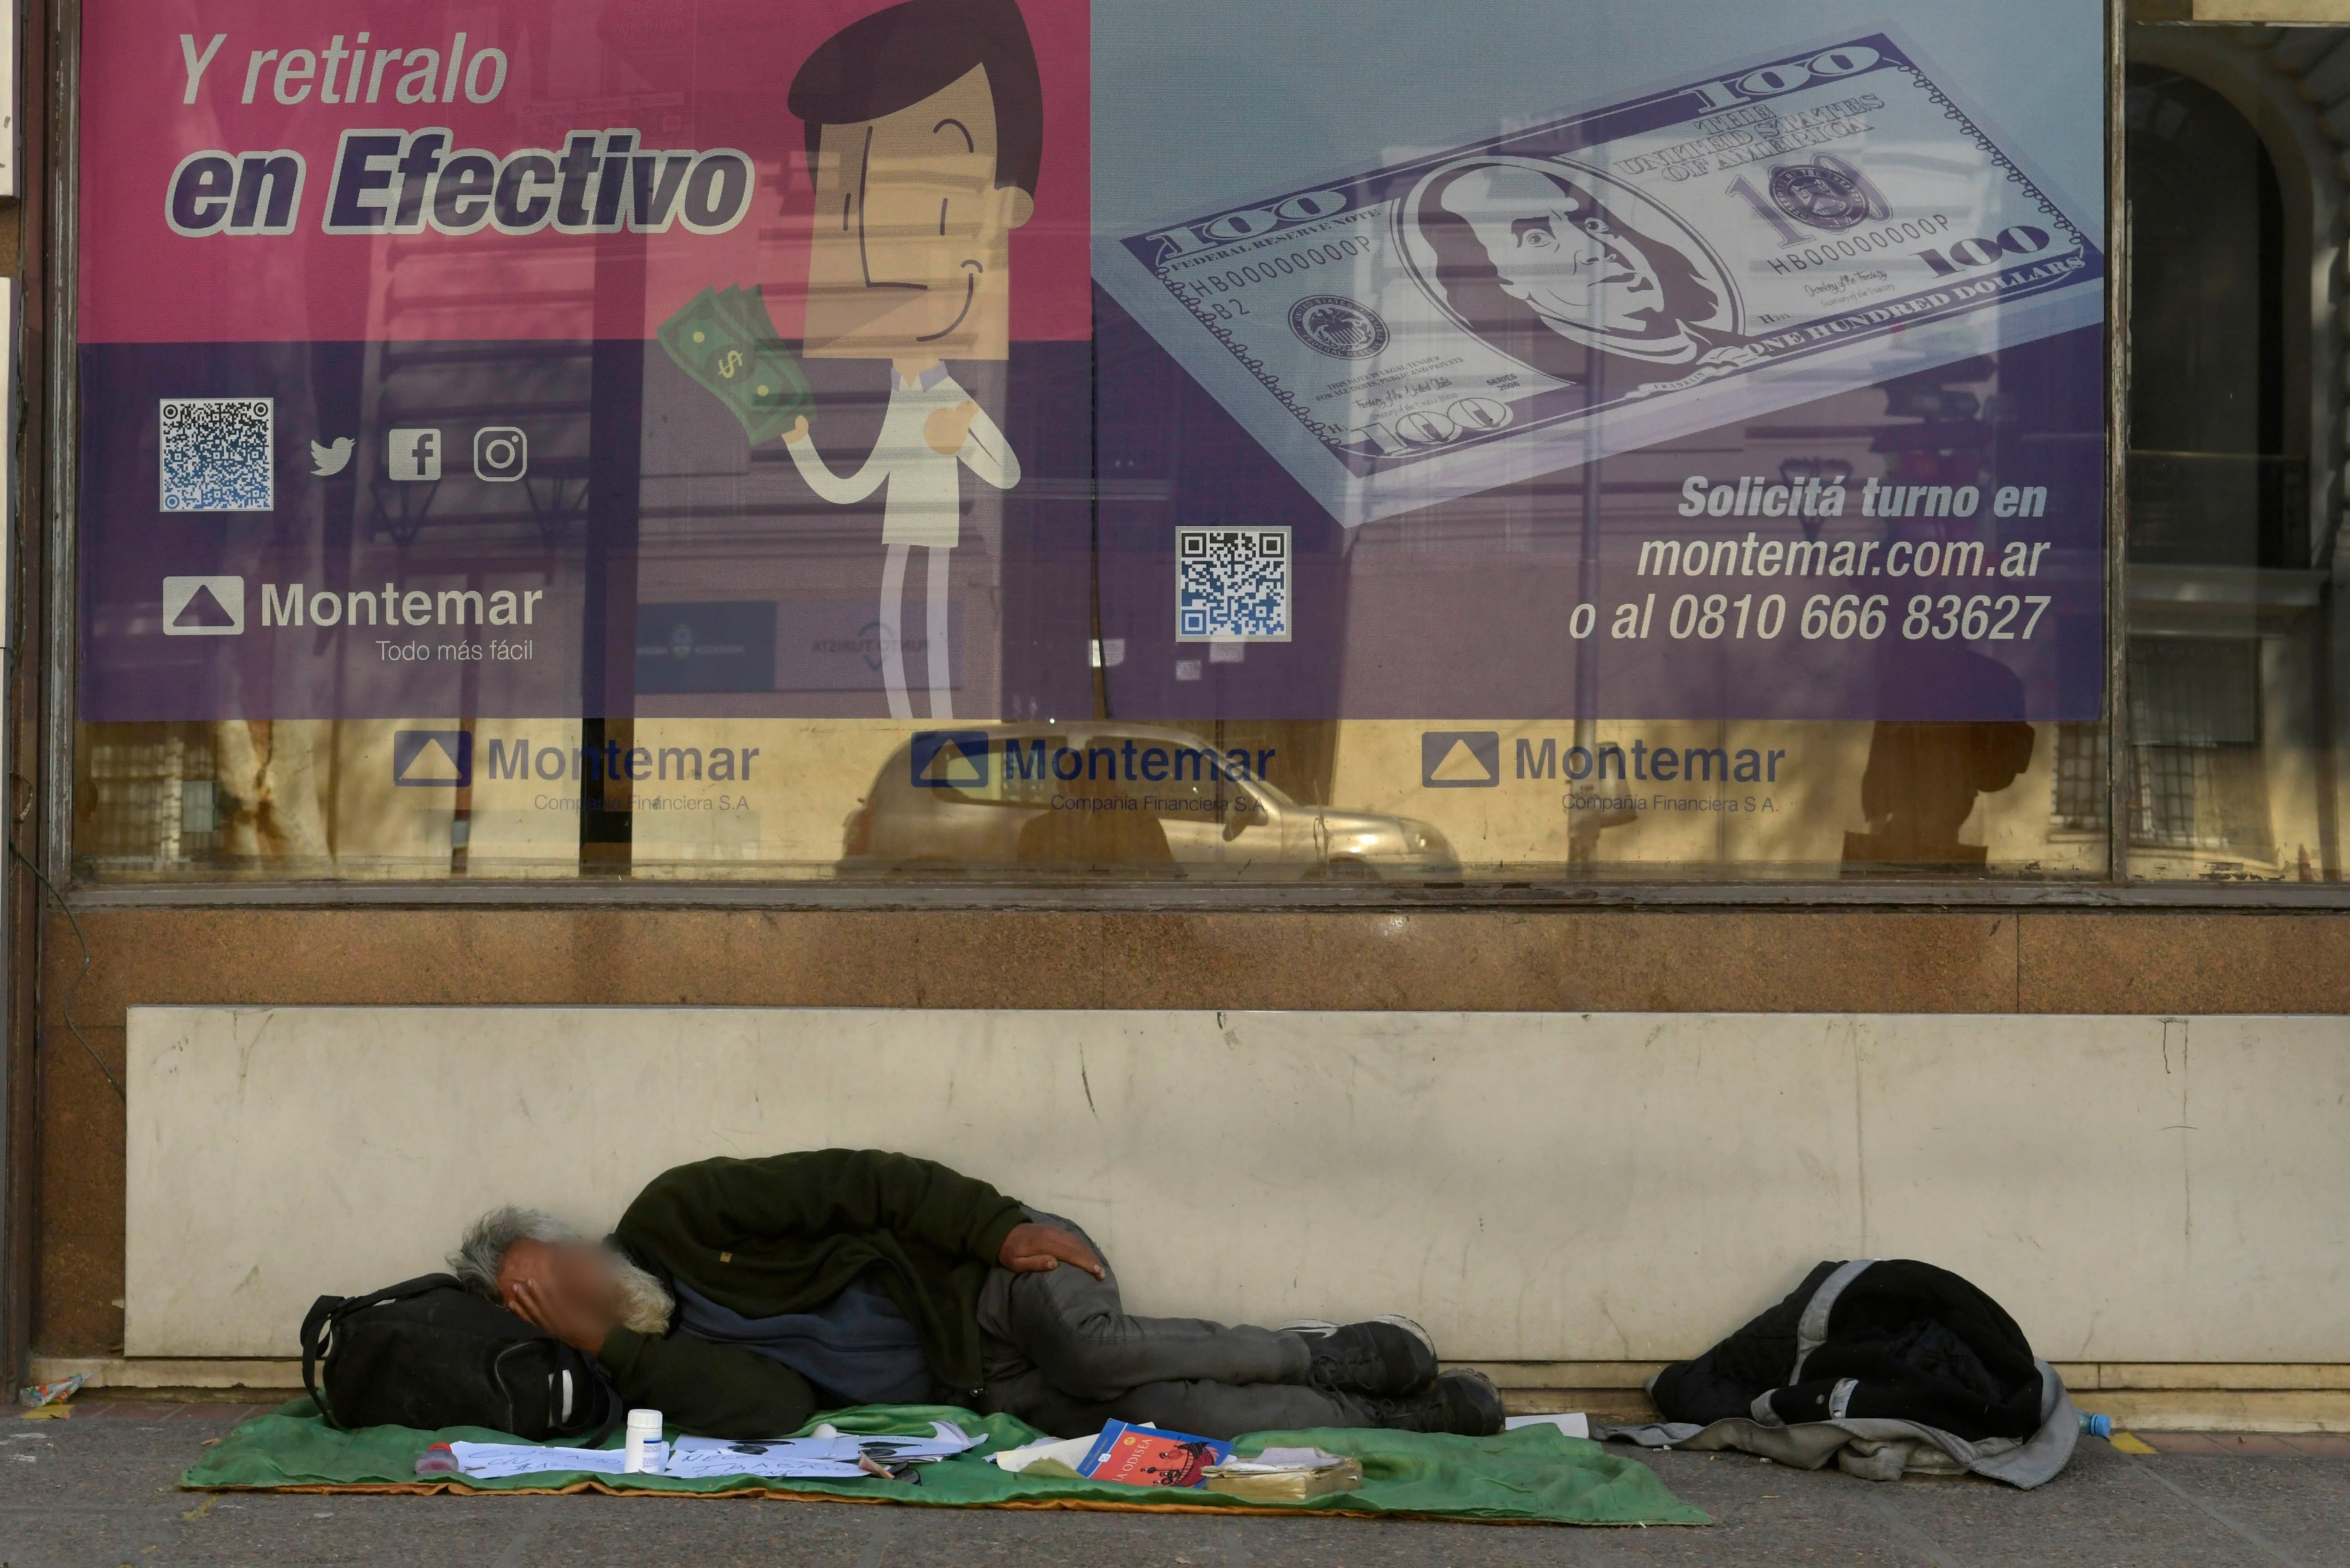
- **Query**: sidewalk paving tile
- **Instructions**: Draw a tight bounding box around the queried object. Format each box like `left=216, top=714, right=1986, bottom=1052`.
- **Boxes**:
left=5, top=1407, right=2350, bottom=1568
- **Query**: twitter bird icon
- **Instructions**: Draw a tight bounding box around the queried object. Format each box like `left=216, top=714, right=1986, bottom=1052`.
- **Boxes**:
left=311, top=437, right=353, bottom=476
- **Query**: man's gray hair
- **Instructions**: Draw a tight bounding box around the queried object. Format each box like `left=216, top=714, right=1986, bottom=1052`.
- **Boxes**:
left=448, top=1204, right=675, bottom=1335
left=449, top=1206, right=580, bottom=1302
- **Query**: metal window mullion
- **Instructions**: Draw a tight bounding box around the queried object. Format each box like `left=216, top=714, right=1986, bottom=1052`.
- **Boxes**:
left=37, top=0, right=75, bottom=886
left=2106, top=0, right=2132, bottom=886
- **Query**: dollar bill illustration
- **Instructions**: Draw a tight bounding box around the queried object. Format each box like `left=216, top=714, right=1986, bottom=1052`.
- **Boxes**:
left=1095, top=32, right=2104, bottom=527
left=658, top=285, right=813, bottom=446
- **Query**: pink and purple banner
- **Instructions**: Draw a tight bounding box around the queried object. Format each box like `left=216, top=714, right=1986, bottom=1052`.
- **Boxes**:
left=78, top=0, right=2103, bottom=728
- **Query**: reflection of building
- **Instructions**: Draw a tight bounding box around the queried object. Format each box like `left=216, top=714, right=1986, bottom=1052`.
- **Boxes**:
left=2110, top=37, right=2344, bottom=881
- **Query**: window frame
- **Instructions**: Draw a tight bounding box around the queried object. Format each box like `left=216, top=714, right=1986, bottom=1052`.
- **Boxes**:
left=46, top=0, right=2350, bottom=911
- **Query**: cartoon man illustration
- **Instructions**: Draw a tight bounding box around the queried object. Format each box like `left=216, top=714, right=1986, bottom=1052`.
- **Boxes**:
left=780, top=0, right=1041, bottom=721
left=1415, top=160, right=1751, bottom=382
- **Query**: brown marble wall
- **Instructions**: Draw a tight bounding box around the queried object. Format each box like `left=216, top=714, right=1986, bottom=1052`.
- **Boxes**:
left=32, top=906, right=2350, bottom=1353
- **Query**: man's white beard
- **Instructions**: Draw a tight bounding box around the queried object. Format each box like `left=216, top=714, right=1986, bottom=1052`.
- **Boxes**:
left=608, top=1251, right=676, bottom=1336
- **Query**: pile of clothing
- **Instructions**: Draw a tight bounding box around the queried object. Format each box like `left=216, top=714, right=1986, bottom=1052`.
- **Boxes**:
left=1604, top=1258, right=2078, bottom=1488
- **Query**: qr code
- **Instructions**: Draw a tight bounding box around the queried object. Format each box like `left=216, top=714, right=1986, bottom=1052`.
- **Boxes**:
left=160, top=398, right=274, bottom=512
left=1176, top=527, right=1291, bottom=642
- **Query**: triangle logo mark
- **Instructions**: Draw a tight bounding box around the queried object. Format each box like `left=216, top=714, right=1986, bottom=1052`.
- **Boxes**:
left=1430, top=739, right=1494, bottom=783
left=402, top=739, right=465, bottom=782
left=920, top=741, right=983, bottom=783
left=173, top=585, right=238, bottom=628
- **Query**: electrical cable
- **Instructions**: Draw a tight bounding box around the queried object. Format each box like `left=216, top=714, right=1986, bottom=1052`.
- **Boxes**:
left=8, top=840, right=117, bottom=1101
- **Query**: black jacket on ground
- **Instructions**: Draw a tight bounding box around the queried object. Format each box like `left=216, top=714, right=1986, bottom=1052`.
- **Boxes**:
left=595, top=1149, right=1027, bottom=1438
left=1649, top=1259, right=2045, bottom=1441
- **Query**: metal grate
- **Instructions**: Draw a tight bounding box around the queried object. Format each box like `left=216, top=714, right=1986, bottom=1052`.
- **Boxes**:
left=2051, top=721, right=2107, bottom=834
left=78, top=726, right=221, bottom=866
left=2124, top=638, right=2267, bottom=853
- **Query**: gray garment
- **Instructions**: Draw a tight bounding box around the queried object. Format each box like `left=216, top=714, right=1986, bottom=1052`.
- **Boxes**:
left=973, top=1209, right=1373, bottom=1440
left=1600, top=1358, right=2080, bottom=1489
left=672, top=1276, right=932, bottom=1406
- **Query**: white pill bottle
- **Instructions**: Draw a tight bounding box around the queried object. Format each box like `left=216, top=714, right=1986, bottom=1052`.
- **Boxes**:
left=623, top=1408, right=665, bottom=1474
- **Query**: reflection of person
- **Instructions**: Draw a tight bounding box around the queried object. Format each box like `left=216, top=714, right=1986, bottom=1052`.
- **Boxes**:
left=1844, top=641, right=2037, bottom=869
left=1420, top=161, right=1748, bottom=382
left=1014, top=765, right=1178, bottom=871
left=460, top=1149, right=1504, bottom=1440
left=780, top=0, right=1039, bottom=721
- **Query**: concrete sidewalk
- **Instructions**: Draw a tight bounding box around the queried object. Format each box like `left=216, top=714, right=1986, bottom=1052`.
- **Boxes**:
left=0, top=1402, right=2344, bottom=1568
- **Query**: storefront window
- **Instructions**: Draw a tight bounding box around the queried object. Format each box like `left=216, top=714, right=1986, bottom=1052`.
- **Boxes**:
left=69, top=1, right=2113, bottom=886
left=2124, top=26, right=2343, bottom=883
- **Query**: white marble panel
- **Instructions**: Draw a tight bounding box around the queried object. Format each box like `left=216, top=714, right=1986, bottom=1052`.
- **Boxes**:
left=124, top=1008, right=2350, bottom=1363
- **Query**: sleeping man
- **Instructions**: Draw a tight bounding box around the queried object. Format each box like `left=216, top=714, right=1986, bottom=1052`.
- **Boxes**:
left=452, top=1147, right=1503, bottom=1440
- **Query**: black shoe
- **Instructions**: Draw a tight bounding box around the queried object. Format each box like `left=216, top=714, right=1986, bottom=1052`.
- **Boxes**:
left=1364, top=1369, right=1507, bottom=1436
left=1306, top=1319, right=1440, bottom=1398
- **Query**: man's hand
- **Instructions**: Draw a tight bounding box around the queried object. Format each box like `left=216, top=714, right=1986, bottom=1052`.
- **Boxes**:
left=506, top=1276, right=615, bottom=1356
left=782, top=414, right=811, bottom=446
left=998, top=1222, right=1106, bottom=1279
left=924, top=399, right=980, bottom=456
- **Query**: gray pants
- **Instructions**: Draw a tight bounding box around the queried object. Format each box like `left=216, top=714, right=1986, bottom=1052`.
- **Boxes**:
left=973, top=1212, right=1374, bottom=1440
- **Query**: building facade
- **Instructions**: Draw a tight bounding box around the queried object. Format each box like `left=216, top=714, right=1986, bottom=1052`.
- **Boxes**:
left=4, top=0, right=2349, bottom=1429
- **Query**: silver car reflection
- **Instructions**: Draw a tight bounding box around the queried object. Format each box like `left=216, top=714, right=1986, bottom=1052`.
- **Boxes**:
left=840, top=723, right=1458, bottom=879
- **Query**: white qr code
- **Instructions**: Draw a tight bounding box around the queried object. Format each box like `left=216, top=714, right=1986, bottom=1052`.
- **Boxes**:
left=1175, top=527, right=1291, bottom=642
left=159, top=398, right=274, bottom=512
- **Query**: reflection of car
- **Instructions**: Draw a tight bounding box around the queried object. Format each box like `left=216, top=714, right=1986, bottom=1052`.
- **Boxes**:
left=839, top=723, right=1458, bottom=880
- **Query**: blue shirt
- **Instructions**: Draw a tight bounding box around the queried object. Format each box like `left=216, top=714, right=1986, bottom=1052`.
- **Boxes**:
left=672, top=1275, right=932, bottom=1407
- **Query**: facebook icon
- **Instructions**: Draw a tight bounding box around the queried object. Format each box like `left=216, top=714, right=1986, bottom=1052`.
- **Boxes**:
left=387, top=428, right=442, bottom=481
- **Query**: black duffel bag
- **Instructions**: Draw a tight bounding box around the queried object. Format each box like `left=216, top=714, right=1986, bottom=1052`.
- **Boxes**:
left=300, top=1273, right=621, bottom=1443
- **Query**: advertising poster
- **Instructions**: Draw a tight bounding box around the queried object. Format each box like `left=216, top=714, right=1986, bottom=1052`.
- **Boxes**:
left=77, top=0, right=2105, bottom=876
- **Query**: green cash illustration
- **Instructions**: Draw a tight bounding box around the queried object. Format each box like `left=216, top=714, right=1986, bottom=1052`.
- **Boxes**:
left=657, top=286, right=813, bottom=446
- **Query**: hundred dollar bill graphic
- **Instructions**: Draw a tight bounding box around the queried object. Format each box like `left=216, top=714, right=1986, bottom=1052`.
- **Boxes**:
left=658, top=285, right=813, bottom=446
left=1095, top=32, right=2104, bottom=527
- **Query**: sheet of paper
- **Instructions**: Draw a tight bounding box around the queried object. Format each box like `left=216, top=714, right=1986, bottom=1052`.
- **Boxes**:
left=666, top=1421, right=980, bottom=1479
left=662, top=1447, right=868, bottom=1480
left=993, top=1432, right=1098, bottom=1473
left=447, top=1441, right=632, bottom=1479
left=1505, top=1413, right=1591, bottom=1438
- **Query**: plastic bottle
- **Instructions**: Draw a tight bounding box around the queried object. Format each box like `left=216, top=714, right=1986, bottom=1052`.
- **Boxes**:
left=624, top=1408, right=666, bottom=1474
left=2077, top=1412, right=2113, bottom=1439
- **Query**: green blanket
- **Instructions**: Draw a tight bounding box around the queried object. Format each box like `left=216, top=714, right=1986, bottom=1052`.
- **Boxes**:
left=181, top=1401, right=1705, bottom=1528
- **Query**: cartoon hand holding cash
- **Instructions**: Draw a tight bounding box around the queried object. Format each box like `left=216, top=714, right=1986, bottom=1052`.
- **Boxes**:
left=664, top=0, right=1038, bottom=722
left=783, top=0, right=1039, bottom=718
left=658, top=0, right=1036, bottom=718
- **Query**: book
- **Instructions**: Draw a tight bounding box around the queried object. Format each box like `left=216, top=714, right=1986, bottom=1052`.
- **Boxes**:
left=1077, top=1420, right=1234, bottom=1489
left=1203, top=1448, right=1364, bottom=1502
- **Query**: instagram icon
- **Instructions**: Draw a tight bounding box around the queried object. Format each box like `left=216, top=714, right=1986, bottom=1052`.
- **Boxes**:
left=473, top=426, right=527, bottom=482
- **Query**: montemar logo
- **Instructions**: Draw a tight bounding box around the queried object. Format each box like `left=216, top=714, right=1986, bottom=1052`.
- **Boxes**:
left=1418, top=728, right=1794, bottom=818
left=258, top=579, right=542, bottom=628
left=1505, top=735, right=1786, bottom=785
left=482, top=737, right=762, bottom=784
left=908, top=732, right=1280, bottom=790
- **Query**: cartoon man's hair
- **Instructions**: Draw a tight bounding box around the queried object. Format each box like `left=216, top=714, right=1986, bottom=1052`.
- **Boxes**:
left=787, top=0, right=1044, bottom=196
left=1418, top=163, right=1718, bottom=381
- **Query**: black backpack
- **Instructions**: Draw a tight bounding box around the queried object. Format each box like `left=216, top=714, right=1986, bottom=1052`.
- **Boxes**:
left=300, top=1273, right=622, bottom=1443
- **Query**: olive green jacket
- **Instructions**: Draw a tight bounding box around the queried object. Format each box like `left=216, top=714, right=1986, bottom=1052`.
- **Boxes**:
left=596, top=1148, right=1026, bottom=1438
